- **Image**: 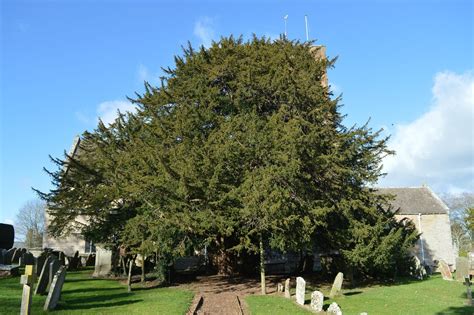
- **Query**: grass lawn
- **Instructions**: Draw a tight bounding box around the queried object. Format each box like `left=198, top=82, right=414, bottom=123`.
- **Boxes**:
left=0, top=269, right=194, bottom=314
left=246, top=274, right=474, bottom=315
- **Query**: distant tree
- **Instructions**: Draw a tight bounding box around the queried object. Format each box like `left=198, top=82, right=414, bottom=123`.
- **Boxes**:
left=15, top=199, right=45, bottom=248
left=442, top=192, right=474, bottom=255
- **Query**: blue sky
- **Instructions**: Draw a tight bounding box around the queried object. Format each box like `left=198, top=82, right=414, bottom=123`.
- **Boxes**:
left=1, top=0, right=473, bottom=226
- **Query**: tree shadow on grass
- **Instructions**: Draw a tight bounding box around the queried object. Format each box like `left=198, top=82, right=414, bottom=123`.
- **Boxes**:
left=434, top=305, right=474, bottom=315
left=59, top=292, right=143, bottom=310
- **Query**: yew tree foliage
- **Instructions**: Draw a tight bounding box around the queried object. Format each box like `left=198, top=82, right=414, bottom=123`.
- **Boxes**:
left=38, top=36, right=417, bottom=277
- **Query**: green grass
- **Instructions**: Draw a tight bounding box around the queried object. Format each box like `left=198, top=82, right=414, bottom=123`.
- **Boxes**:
left=0, top=269, right=194, bottom=314
left=246, top=275, right=474, bottom=315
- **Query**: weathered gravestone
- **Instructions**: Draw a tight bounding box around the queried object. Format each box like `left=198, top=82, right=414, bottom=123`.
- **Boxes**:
left=4, top=248, right=15, bottom=265
left=85, top=253, right=95, bottom=266
left=20, top=252, right=35, bottom=267
left=310, top=290, right=324, bottom=312
left=456, top=257, right=470, bottom=282
left=35, top=253, right=48, bottom=277
left=67, top=251, right=81, bottom=270
left=465, top=277, right=473, bottom=306
left=47, top=258, right=61, bottom=292
left=44, top=266, right=67, bottom=311
left=413, top=256, right=427, bottom=279
left=329, top=272, right=344, bottom=298
left=327, top=302, right=342, bottom=315
left=277, top=283, right=284, bottom=293
left=439, top=260, right=453, bottom=280
left=93, top=247, right=112, bottom=277
left=35, top=256, right=53, bottom=295
left=20, top=265, right=35, bottom=315
left=284, top=278, right=291, bottom=298
left=296, top=276, right=306, bottom=305
left=11, top=248, right=22, bottom=264
left=58, top=251, right=66, bottom=266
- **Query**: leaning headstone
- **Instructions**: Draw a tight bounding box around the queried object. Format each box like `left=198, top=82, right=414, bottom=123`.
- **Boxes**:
left=36, top=254, right=48, bottom=277
left=327, top=302, right=342, bottom=315
left=20, top=265, right=35, bottom=315
left=35, top=256, right=53, bottom=295
left=44, top=266, right=67, bottom=311
left=277, top=283, right=284, bottom=292
left=439, top=260, right=453, bottom=280
left=284, top=278, right=291, bottom=298
left=58, top=252, right=66, bottom=266
left=11, top=248, right=22, bottom=264
left=20, top=252, right=35, bottom=267
left=47, top=258, right=61, bottom=292
left=456, top=257, right=470, bottom=282
left=93, top=247, right=113, bottom=277
left=329, top=272, right=344, bottom=298
left=5, top=248, right=15, bottom=265
left=295, top=276, right=306, bottom=305
left=310, top=290, right=324, bottom=312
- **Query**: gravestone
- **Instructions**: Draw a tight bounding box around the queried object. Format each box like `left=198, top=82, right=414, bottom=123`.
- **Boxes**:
left=456, top=257, right=469, bottom=282
left=11, top=248, right=22, bottom=264
left=327, top=302, right=342, bottom=315
left=93, top=247, right=112, bottom=277
left=85, top=253, right=95, bottom=266
left=284, top=278, right=291, bottom=298
left=36, top=254, right=48, bottom=277
left=35, top=256, right=53, bottom=295
left=295, top=276, right=306, bottom=305
left=413, top=256, right=427, bottom=279
left=48, top=258, right=61, bottom=292
left=329, top=272, right=344, bottom=298
left=276, top=283, right=283, bottom=292
left=58, top=252, right=66, bottom=266
left=68, top=251, right=81, bottom=270
left=20, top=252, right=35, bottom=267
left=310, top=290, right=324, bottom=312
left=20, top=265, right=35, bottom=315
left=5, top=248, right=15, bottom=264
left=439, top=260, right=453, bottom=280
left=44, top=266, right=67, bottom=311
left=465, top=277, right=472, bottom=306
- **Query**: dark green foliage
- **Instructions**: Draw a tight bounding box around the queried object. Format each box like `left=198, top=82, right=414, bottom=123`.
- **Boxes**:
left=37, top=36, right=417, bottom=278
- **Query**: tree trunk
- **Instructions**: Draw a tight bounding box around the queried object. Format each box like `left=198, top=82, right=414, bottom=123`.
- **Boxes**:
left=127, top=255, right=135, bottom=293
left=141, top=254, right=145, bottom=283
left=259, top=235, right=266, bottom=295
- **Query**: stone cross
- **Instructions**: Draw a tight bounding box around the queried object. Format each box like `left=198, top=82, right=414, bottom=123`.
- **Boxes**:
left=284, top=278, right=291, bottom=298
left=20, top=265, right=35, bottom=315
left=329, top=272, right=344, bottom=298
left=295, top=277, right=306, bottom=305
left=44, top=266, right=67, bottom=311
left=310, top=290, right=324, bottom=312
left=327, top=302, right=342, bottom=315
left=464, top=277, right=472, bottom=306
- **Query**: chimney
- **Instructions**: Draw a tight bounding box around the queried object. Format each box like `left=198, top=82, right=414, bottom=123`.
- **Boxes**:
left=310, top=45, right=328, bottom=88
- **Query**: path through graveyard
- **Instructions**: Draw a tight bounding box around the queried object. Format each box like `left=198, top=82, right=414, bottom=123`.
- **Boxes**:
left=180, top=275, right=282, bottom=315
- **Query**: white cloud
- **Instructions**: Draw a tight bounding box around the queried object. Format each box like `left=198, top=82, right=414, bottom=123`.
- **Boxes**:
left=194, top=17, right=215, bottom=48
left=380, top=71, right=474, bottom=193
left=96, top=100, right=137, bottom=126
left=137, top=64, right=159, bottom=84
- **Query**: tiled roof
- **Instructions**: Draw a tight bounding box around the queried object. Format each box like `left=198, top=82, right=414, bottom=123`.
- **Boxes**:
left=377, top=187, right=449, bottom=215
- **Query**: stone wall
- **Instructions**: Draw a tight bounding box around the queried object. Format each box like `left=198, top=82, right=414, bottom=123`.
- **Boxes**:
left=395, top=213, right=455, bottom=268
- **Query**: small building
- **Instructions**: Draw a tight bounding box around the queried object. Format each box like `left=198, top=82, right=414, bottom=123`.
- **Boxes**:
left=378, top=187, right=456, bottom=270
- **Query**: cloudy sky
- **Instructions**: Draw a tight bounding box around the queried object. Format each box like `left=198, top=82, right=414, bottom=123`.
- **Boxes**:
left=1, top=0, right=473, bottom=226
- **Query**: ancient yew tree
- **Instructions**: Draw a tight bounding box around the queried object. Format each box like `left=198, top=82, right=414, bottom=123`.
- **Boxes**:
left=38, top=37, right=418, bottom=288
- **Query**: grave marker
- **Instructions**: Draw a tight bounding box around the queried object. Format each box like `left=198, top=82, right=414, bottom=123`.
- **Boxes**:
left=20, top=265, right=35, bottom=315
left=35, top=256, right=53, bottom=295
left=284, top=278, right=291, bottom=298
left=44, top=266, right=67, bottom=311
left=295, top=276, right=306, bottom=305
left=310, top=290, right=324, bottom=312
left=329, top=272, right=344, bottom=298
left=439, top=260, right=453, bottom=281
left=47, top=258, right=61, bottom=292
left=327, top=302, right=342, bottom=315
left=456, top=257, right=469, bottom=282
